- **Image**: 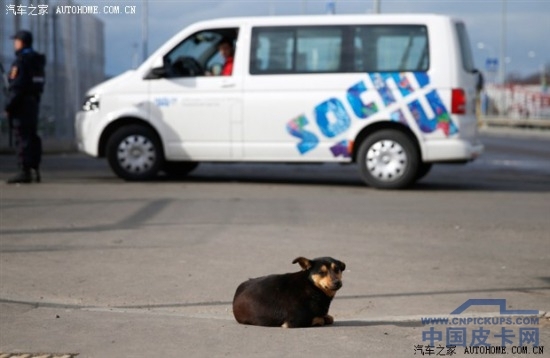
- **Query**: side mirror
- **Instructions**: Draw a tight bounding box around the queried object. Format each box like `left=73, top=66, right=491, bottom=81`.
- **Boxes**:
left=151, top=66, right=166, bottom=77
left=144, top=57, right=167, bottom=79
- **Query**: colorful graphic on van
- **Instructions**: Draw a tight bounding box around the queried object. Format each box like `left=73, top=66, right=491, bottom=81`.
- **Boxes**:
left=285, top=72, right=459, bottom=157
left=347, top=81, right=379, bottom=119
left=409, top=90, right=458, bottom=136
left=390, top=110, right=407, bottom=125
left=286, top=115, right=319, bottom=154
left=370, top=73, right=396, bottom=106
left=393, top=73, right=415, bottom=97
left=330, top=140, right=352, bottom=158
left=315, top=98, right=352, bottom=138
left=414, top=72, right=430, bottom=88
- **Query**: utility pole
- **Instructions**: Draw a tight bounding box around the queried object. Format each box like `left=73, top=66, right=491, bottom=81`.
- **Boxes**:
left=499, top=0, right=507, bottom=86
left=373, top=0, right=380, bottom=13
left=326, top=0, right=336, bottom=14
left=142, top=0, right=148, bottom=62
left=499, top=0, right=507, bottom=116
left=52, top=9, right=59, bottom=137
left=14, top=0, right=21, bottom=32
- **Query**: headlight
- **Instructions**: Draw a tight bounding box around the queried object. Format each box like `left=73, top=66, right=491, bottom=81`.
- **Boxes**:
left=82, top=94, right=100, bottom=111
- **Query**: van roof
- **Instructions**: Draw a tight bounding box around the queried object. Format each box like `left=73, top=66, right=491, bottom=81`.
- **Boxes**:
left=140, top=13, right=462, bottom=73
left=187, top=13, right=459, bottom=28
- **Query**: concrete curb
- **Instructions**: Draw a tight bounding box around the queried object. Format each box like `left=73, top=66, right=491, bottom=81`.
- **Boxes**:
left=479, top=125, right=550, bottom=139
left=4, top=298, right=546, bottom=326
left=481, top=117, right=550, bottom=129
left=80, top=308, right=548, bottom=327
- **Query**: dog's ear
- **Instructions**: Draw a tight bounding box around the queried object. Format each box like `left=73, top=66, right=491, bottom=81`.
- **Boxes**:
left=339, top=260, right=346, bottom=271
left=292, top=257, right=312, bottom=271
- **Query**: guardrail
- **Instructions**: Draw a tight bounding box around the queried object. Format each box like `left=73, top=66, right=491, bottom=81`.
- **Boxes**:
left=480, top=116, right=550, bottom=128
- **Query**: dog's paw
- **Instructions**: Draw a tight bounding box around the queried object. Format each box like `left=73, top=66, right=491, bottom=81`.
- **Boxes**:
left=312, top=317, right=326, bottom=326
left=324, top=314, right=334, bottom=325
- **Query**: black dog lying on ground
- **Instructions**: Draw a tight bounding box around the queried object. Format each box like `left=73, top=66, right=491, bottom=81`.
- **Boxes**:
left=232, top=256, right=346, bottom=328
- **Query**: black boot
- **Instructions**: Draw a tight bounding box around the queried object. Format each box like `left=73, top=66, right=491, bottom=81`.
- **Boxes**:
left=7, top=169, right=32, bottom=184
left=32, top=167, right=41, bottom=183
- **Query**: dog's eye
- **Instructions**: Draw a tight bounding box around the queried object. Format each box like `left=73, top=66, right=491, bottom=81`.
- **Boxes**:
left=319, top=265, right=329, bottom=276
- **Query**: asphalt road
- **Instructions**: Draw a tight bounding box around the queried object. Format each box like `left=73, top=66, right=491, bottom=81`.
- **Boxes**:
left=2, top=128, right=550, bottom=191
left=1, top=128, right=549, bottom=357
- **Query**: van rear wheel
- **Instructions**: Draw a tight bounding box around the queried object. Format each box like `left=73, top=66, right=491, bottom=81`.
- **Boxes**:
left=106, top=125, right=163, bottom=181
left=357, top=130, right=419, bottom=189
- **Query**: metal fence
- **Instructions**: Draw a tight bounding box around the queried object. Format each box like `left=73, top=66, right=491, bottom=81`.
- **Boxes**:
left=482, top=85, right=550, bottom=119
left=0, top=0, right=105, bottom=152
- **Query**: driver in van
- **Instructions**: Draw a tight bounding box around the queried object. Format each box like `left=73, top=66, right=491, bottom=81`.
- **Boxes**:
left=218, top=38, right=235, bottom=76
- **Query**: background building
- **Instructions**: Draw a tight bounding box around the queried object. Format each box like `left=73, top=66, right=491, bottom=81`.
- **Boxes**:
left=1, top=0, right=105, bottom=151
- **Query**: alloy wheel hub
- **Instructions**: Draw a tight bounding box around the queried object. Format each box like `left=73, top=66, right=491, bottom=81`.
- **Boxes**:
left=117, top=135, right=156, bottom=174
left=366, top=140, right=408, bottom=182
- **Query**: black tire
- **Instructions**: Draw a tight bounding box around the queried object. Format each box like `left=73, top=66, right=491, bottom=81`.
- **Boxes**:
left=163, top=161, right=199, bottom=178
left=416, top=163, right=433, bottom=181
left=106, top=125, right=163, bottom=181
left=357, top=130, right=420, bottom=189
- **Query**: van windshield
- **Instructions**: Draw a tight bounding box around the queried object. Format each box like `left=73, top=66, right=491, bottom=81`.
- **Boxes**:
left=456, top=22, right=475, bottom=73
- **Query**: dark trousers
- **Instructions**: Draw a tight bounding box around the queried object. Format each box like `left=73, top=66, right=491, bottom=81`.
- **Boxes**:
left=12, top=96, right=42, bottom=170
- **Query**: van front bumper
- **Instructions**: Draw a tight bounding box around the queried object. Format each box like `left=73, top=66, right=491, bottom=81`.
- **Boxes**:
left=75, top=110, right=101, bottom=157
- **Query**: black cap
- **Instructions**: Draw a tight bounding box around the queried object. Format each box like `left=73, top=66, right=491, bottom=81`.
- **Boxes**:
left=11, top=30, right=33, bottom=47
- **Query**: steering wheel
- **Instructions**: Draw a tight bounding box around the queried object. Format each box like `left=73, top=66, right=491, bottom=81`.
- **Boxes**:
left=172, top=56, right=204, bottom=77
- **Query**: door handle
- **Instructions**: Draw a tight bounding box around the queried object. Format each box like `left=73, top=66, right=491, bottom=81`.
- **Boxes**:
left=221, top=81, right=236, bottom=88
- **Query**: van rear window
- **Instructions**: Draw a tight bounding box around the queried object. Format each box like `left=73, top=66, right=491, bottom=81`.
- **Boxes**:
left=455, top=22, right=475, bottom=73
left=250, top=25, right=429, bottom=75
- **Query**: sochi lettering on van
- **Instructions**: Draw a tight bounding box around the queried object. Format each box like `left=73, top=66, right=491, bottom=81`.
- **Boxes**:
left=286, top=72, right=459, bottom=157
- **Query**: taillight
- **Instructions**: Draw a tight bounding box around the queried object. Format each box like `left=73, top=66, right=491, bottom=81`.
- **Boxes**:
left=451, top=88, right=466, bottom=115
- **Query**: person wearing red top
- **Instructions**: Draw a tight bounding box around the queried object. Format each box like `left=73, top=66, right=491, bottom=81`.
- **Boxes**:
left=218, top=38, right=235, bottom=76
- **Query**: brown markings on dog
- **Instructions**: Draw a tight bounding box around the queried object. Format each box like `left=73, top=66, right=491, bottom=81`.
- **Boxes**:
left=311, top=262, right=344, bottom=298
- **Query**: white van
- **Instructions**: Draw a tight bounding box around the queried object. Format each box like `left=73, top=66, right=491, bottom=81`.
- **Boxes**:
left=76, top=14, right=483, bottom=189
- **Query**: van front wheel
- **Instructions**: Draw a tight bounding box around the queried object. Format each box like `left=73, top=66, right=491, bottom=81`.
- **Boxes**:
left=106, top=125, right=163, bottom=181
left=357, top=130, right=419, bottom=189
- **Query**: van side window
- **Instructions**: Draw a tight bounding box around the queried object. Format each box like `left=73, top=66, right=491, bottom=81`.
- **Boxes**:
left=163, top=28, right=238, bottom=78
left=354, top=25, right=429, bottom=72
left=296, top=28, right=343, bottom=72
left=251, top=26, right=345, bottom=74
left=251, top=25, right=428, bottom=75
left=253, top=29, right=295, bottom=72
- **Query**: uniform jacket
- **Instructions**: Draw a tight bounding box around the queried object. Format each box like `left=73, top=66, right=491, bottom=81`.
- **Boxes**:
left=5, top=47, right=40, bottom=115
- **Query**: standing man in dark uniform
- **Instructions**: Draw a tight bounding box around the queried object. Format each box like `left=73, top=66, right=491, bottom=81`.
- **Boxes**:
left=4, top=30, right=44, bottom=184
